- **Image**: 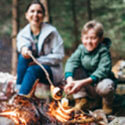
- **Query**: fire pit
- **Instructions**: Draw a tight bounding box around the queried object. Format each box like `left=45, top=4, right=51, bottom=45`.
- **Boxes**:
left=0, top=72, right=120, bottom=125
left=0, top=81, right=105, bottom=125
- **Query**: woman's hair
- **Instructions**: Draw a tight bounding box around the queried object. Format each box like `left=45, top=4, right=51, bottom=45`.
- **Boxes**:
left=25, top=0, right=45, bottom=16
left=81, top=20, right=104, bottom=38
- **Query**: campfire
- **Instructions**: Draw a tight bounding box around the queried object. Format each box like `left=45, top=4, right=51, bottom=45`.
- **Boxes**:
left=47, top=98, right=104, bottom=124
left=0, top=73, right=108, bottom=125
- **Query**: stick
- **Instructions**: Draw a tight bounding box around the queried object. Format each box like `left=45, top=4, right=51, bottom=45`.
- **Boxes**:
left=28, top=52, right=53, bottom=86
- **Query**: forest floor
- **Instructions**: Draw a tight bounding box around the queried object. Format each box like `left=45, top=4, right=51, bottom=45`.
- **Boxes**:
left=0, top=36, right=12, bottom=73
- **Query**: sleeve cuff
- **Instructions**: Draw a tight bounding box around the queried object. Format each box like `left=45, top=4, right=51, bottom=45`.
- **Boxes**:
left=90, top=75, right=99, bottom=85
left=65, top=72, right=73, bottom=79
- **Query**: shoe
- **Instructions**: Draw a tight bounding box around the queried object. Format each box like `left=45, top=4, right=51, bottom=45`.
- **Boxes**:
left=15, top=84, right=21, bottom=92
left=74, top=98, right=87, bottom=111
left=102, top=98, right=113, bottom=115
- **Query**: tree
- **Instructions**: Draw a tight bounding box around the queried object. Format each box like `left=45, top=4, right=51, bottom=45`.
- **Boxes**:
left=71, top=0, right=80, bottom=50
left=11, top=0, right=19, bottom=75
left=87, top=0, right=92, bottom=20
left=40, top=0, right=50, bottom=22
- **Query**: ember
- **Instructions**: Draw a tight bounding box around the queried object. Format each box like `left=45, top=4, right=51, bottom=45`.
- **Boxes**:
left=0, top=95, right=49, bottom=125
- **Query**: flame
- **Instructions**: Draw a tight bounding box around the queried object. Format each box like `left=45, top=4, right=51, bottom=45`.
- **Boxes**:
left=0, top=110, right=26, bottom=125
left=47, top=101, right=73, bottom=122
left=47, top=100, right=100, bottom=124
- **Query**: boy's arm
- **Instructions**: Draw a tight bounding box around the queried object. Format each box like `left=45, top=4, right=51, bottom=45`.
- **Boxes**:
left=65, top=45, right=82, bottom=75
left=65, top=77, right=93, bottom=94
left=91, top=47, right=112, bottom=81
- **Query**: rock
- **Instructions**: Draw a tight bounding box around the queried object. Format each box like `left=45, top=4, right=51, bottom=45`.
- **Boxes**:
left=34, top=83, right=50, bottom=99
left=112, top=60, right=125, bottom=81
left=0, top=72, right=16, bottom=84
left=0, top=117, right=14, bottom=125
left=116, top=84, right=125, bottom=95
left=89, top=109, right=108, bottom=125
left=108, top=117, right=125, bottom=125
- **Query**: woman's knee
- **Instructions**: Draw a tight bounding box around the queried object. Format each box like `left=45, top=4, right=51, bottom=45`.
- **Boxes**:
left=27, top=66, right=38, bottom=75
left=96, top=78, right=115, bottom=96
left=18, top=54, right=31, bottom=64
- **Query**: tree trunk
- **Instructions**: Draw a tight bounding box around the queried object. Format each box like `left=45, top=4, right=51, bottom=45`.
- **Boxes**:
left=71, top=0, right=80, bottom=50
left=11, top=0, right=19, bottom=75
left=40, top=0, right=50, bottom=22
left=87, top=0, right=92, bottom=20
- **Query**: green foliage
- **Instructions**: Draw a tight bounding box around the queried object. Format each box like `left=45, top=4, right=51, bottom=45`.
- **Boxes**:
left=49, top=0, right=125, bottom=57
left=91, top=0, right=125, bottom=57
left=0, top=0, right=125, bottom=58
left=0, top=0, right=12, bottom=35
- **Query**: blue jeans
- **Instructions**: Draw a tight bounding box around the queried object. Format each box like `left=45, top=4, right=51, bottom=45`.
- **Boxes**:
left=16, top=54, right=53, bottom=95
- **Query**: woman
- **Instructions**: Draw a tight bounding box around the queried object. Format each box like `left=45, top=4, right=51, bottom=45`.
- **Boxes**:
left=16, top=0, right=64, bottom=95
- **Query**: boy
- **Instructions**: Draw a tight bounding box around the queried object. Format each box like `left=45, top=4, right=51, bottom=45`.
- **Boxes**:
left=64, top=20, right=117, bottom=114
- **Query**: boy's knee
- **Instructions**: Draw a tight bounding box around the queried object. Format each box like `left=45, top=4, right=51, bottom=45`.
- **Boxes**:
left=96, top=79, right=115, bottom=96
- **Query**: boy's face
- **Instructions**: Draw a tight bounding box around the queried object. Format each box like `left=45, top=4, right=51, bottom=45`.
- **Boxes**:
left=81, top=28, right=101, bottom=52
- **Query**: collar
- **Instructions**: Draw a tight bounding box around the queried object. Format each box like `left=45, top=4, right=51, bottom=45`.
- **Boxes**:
left=83, top=43, right=101, bottom=54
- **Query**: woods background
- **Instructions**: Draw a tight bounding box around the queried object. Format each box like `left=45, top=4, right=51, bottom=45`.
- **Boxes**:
left=0, top=0, right=125, bottom=74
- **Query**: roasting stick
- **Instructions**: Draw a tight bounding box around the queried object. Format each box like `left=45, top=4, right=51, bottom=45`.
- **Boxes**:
left=28, top=52, right=53, bottom=86
left=28, top=52, right=64, bottom=100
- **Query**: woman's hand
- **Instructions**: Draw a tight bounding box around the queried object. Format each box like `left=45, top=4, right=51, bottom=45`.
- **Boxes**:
left=21, top=47, right=32, bottom=59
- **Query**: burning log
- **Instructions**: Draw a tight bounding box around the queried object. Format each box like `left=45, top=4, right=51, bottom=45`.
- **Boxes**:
left=0, top=79, right=54, bottom=125
left=0, top=95, right=42, bottom=125
left=0, top=95, right=55, bottom=125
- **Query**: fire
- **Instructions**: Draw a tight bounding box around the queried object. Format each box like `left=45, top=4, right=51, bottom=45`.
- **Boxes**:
left=47, top=101, right=74, bottom=122
left=0, top=109, right=27, bottom=125
left=0, top=81, right=104, bottom=125
left=0, top=95, right=43, bottom=125
left=47, top=100, right=101, bottom=124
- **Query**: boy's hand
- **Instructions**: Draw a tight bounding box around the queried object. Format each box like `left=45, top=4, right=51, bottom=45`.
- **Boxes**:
left=67, top=80, right=83, bottom=94
left=64, top=77, right=74, bottom=94
left=67, top=77, right=93, bottom=94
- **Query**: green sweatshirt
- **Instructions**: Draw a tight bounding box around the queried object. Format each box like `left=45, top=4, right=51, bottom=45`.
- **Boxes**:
left=65, top=43, right=116, bottom=85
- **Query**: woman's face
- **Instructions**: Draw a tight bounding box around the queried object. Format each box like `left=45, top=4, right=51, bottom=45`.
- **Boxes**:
left=81, top=28, right=101, bottom=52
left=25, top=4, right=44, bottom=27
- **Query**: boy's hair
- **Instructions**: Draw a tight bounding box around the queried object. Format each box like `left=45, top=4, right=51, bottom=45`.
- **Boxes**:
left=81, top=20, right=104, bottom=38
left=25, top=0, right=45, bottom=17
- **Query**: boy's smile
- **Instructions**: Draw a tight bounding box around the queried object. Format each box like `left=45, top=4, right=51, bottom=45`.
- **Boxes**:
left=81, top=29, right=101, bottom=52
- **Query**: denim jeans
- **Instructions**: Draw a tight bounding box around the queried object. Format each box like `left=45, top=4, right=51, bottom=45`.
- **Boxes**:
left=16, top=54, right=53, bottom=95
